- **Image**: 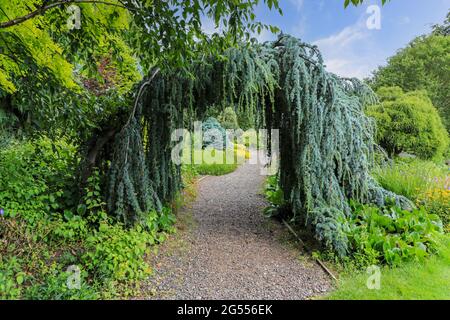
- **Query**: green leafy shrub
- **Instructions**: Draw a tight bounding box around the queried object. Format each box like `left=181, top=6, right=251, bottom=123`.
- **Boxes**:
left=82, top=222, right=155, bottom=281
left=218, top=106, right=239, bottom=130
left=0, top=206, right=176, bottom=299
left=416, top=186, right=450, bottom=229
left=346, top=200, right=443, bottom=267
left=50, top=214, right=89, bottom=242
left=77, top=169, right=108, bottom=226
left=0, top=138, right=178, bottom=299
left=145, top=207, right=177, bottom=235
left=0, top=215, right=93, bottom=299
left=0, top=256, right=23, bottom=299
left=0, top=137, right=77, bottom=223
left=25, top=267, right=98, bottom=300
left=367, top=88, right=449, bottom=160
left=263, top=175, right=285, bottom=217
left=81, top=204, right=175, bottom=282
left=375, top=86, right=404, bottom=101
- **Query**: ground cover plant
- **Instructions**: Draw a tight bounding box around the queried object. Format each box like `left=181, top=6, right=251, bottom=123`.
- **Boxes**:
left=0, top=136, right=177, bottom=299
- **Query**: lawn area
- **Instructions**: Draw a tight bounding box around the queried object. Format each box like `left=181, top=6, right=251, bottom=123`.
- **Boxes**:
left=182, top=144, right=250, bottom=176
left=328, top=230, right=450, bottom=300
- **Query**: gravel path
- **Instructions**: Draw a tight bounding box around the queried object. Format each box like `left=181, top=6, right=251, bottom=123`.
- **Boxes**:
left=142, top=152, right=331, bottom=300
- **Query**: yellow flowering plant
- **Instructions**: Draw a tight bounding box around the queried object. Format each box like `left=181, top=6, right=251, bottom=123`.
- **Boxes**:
left=416, top=176, right=450, bottom=228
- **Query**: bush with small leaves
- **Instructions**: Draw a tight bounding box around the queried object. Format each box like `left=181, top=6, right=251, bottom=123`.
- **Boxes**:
left=367, top=87, right=449, bottom=160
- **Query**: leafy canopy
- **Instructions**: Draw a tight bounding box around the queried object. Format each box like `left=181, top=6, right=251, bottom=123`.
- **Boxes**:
left=0, top=0, right=141, bottom=95
left=0, top=0, right=284, bottom=95
left=0, top=0, right=284, bottom=138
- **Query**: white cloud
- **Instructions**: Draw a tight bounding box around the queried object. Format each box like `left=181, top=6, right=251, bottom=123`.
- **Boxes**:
left=314, top=24, right=367, bottom=49
left=289, top=0, right=304, bottom=11
left=312, top=19, right=384, bottom=79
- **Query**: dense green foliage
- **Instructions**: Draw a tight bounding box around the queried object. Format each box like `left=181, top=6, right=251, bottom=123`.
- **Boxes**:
left=366, top=87, right=449, bottom=159
left=346, top=200, right=442, bottom=267
left=369, top=13, right=450, bottom=132
left=0, top=137, right=78, bottom=221
left=0, top=137, right=176, bottom=299
left=263, top=175, right=285, bottom=218
left=218, top=107, right=240, bottom=130
left=0, top=0, right=143, bottom=139
left=0, top=0, right=282, bottom=92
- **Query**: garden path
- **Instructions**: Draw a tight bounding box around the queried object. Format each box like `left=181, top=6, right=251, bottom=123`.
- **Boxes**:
left=142, top=152, right=331, bottom=299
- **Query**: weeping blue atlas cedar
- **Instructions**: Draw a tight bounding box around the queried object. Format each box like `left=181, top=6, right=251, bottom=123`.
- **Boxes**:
left=106, top=34, right=411, bottom=256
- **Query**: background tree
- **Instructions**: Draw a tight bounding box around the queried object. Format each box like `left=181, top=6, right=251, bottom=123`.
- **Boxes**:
left=369, top=12, right=450, bottom=132
left=367, top=87, right=449, bottom=160
left=218, top=106, right=239, bottom=130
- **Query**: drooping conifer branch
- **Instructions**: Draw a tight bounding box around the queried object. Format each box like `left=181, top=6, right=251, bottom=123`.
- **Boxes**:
left=105, top=34, right=411, bottom=255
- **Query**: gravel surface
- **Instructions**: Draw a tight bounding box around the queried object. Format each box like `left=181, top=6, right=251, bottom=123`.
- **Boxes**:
left=142, top=152, right=332, bottom=300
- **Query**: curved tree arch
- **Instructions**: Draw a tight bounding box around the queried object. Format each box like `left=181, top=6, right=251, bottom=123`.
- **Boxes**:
left=106, top=34, right=410, bottom=256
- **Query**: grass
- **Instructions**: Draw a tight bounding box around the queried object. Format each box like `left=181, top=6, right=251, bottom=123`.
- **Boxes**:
left=373, top=158, right=449, bottom=226
left=182, top=144, right=250, bottom=176
left=373, top=158, right=448, bottom=201
left=194, top=162, right=238, bottom=176
left=327, top=236, right=450, bottom=300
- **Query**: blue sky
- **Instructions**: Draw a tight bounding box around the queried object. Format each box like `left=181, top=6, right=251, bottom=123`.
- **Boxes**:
left=245, top=0, right=450, bottom=78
